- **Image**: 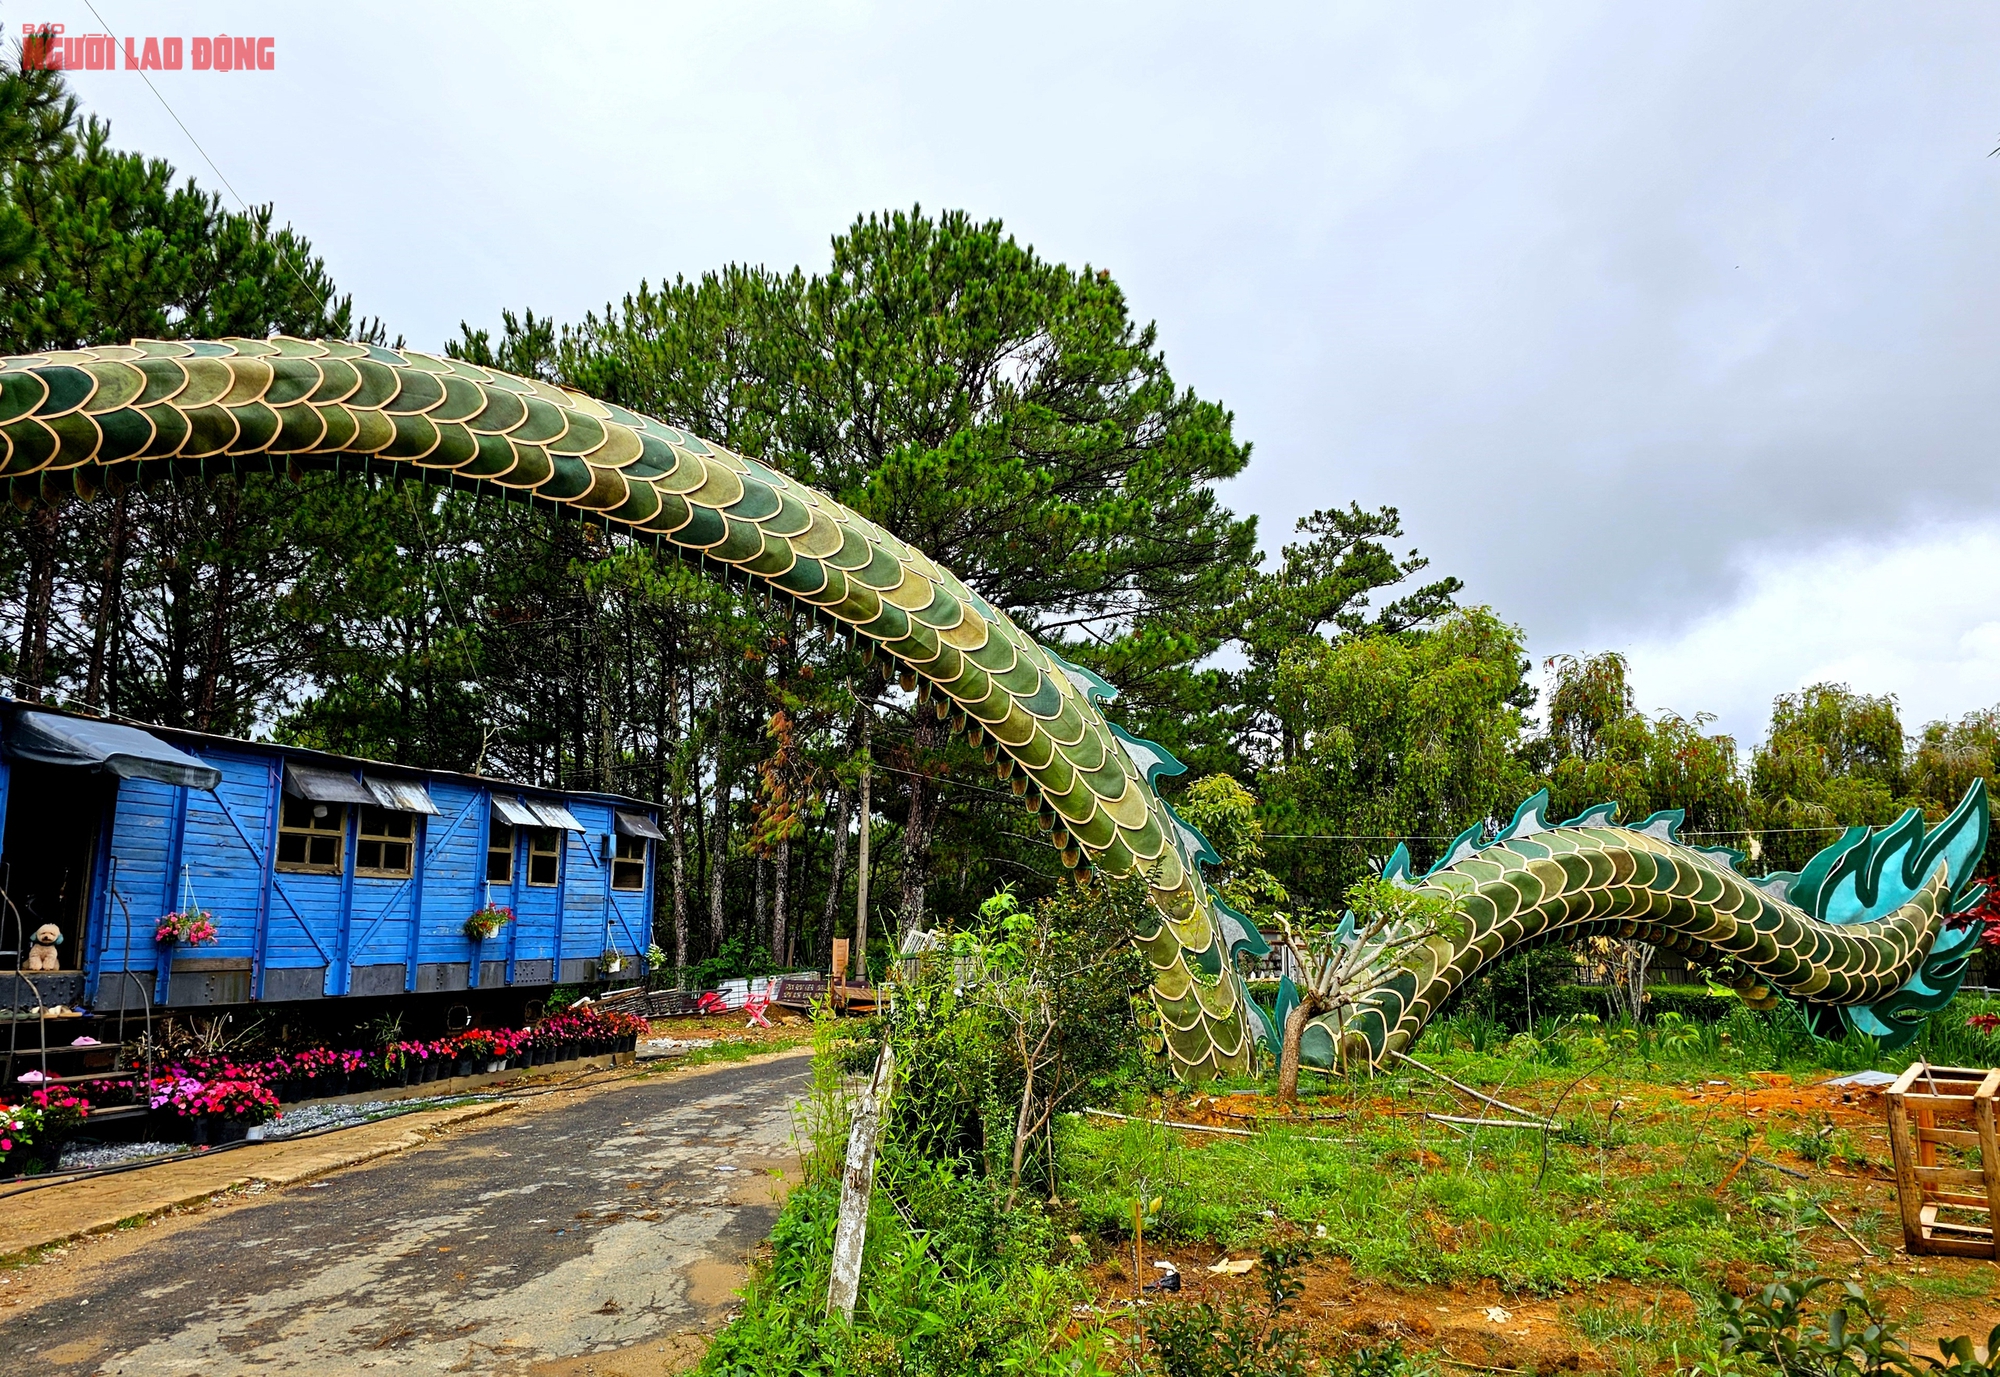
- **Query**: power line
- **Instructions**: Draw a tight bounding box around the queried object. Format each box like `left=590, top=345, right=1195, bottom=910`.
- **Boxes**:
left=76, top=1, right=335, bottom=324
left=1263, top=824, right=1903, bottom=844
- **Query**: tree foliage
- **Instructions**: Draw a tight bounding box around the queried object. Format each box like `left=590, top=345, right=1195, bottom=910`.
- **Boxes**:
left=1174, top=774, right=1288, bottom=922
left=1534, top=651, right=1750, bottom=842
left=4, top=51, right=1995, bottom=1010
left=1257, top=608, right=1535, bottom=899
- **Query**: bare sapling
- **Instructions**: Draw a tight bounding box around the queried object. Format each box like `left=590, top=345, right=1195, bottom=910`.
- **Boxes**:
left=1582, top=935, right=1653, bottom=1025
left=1274, top=878, right=1460, bottom=1102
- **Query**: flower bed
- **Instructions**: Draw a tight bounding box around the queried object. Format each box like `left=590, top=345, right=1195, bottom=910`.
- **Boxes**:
left=11, top=1006, right=654, bottom=1155
left=148, top=1075, right=279, bottom=1142
left=0, top=1085, right=92, bottom=1177
left=0, top=1101, right=50, bottom=1176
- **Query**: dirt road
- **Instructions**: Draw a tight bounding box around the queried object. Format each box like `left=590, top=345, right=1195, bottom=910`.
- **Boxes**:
left=0, top=1049, right=812, bottom=1375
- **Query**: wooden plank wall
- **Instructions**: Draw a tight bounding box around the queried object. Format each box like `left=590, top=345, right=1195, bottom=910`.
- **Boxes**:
left=65, top=739, right=657, bottom=1007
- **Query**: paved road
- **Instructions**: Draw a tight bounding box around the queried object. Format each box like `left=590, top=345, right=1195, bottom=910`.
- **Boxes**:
left=0, top=1051, right=811, bottom=1375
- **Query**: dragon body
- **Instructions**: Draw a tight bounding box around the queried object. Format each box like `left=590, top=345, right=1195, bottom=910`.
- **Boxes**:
left=0, top=337, right=1983, bottom=1077
left=1291, top=787, right=1989, bottom=1069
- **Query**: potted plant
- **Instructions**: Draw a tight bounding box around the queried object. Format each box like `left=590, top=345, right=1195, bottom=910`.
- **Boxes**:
left=464, top=904, right=513, bottom=941
left=185, top=1079, right=279, bottom=1145
left=0, top=1100, right=48, bottom=1179
left=155, top=907, right=218, bottom=947
left=452, top=1031, right=486, bottom=1079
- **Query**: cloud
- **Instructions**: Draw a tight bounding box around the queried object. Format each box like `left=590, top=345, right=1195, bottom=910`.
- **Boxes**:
left=1590, top=520, right=2000, bottom=745
left=39, top=1, right=2000, bottom=728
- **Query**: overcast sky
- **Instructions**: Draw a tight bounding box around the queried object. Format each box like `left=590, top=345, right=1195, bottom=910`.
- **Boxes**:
left=23, top=1, right=2000, bottom=744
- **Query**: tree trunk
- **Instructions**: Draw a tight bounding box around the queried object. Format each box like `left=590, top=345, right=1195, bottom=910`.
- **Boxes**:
left=853, top=709, right=873, bottom=978
left=708, top=775, right=730, bottom=950
left=194, top=486, right=241, bottom=732
left=820, top=781, right=853, bottom=968
left=707, top=677, right=731, bottom=951
left=84, top=494, right=128, bottom=708
left=668, top=772, right=690, bottom=972
left=15, top=502, right=60, bottom=701
left=1006, top=1023, right=1042, bottom=1210
left=753, top=855, right=767, bottom=947
left=898, top=711, right=945, bottom=941
left=1276, top=997, right=1327, bottom=1104
left=772, top=836, right=790, bottom=967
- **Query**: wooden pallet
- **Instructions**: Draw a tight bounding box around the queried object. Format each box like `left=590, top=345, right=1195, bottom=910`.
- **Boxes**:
left=1886, top=1061, right=2000, bottom=1257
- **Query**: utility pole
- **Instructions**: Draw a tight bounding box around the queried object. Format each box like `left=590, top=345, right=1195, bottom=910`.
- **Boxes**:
left=852, top=707, right=871, bottom=979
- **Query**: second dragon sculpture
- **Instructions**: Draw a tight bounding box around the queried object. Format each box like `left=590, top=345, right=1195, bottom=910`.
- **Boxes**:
left=0, top=337, right=1983, bottom=1078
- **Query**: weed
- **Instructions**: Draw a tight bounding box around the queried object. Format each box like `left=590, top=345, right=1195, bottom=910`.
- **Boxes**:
left=1328, top=1344, right=1431, bottom=1377
left=1570, top=1295, right=1702, bottom=1370
left=1137, top=1245, right=1314, bottom=1377
left=792, top=1001, right=855, bottom=1188
left=1787, top=1112, right=1838, bottom=1167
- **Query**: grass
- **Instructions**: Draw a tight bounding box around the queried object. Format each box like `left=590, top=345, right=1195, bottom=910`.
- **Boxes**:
left=668, top=1030, right=814, bottom=1070
left=1060, top=1097, right=1792, bottom=1294
left=1053, top=997, right=2000, bottom=1364
left=1564, top=1297, right=1705, bottom=1377
left=694, top=997, right=2000, bottom=1373
left=697, top=1009, right=1116, bottom=1377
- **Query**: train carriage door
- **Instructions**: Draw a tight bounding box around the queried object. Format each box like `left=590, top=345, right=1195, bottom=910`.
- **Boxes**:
left=0, top=711, right=220, bottom=976
left=0, top=760, right=113, bottom=970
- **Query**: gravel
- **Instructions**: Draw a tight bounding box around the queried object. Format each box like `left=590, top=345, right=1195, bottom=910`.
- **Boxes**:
left=57, top=1140, right=184, bottom=1171
left=52, top=1095, right=475, bottom=1172
left=636, top=1037, right=715, bottom=1062
left=261, top=1095, right=468, bottom=1139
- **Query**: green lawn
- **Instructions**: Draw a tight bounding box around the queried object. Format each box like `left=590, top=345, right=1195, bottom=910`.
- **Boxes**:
left=701, top=997, right=2000, bottom=1375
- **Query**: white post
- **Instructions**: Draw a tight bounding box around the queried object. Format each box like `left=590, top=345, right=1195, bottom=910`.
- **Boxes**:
left=826, top=1042, right=895, bottom=1321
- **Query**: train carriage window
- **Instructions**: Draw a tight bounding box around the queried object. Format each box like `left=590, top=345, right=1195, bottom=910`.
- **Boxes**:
left=487, top=819, right=514, bottom=883
left=526, top=828, right=560, bottom=886
left=612, top=835, right=647, bottom=891
left=356, top=805, right=414, bottom=877
left=277, top=797, right=345, bottom=873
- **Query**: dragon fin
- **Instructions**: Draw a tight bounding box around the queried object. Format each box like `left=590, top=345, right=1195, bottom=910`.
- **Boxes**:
left=1634, top=809, right=1687, bottom=843
left=1557, top=801, right=1621, bottom=829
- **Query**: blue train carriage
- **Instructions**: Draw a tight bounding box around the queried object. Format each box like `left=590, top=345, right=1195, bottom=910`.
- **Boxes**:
left=0, top=703, right=662, bottom=1020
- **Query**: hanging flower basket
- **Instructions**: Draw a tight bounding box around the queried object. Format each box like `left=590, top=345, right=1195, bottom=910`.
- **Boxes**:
left=465, top=905, right=513, bottom=941
left=155, top=908, right=218, bottom=946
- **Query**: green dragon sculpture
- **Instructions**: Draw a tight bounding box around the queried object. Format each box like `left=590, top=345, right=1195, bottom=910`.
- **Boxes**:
left=0, top=337, right=1984, bottom=1077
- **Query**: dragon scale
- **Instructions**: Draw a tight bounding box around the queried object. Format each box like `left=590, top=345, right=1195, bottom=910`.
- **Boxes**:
left=0, top=337, right=1982, bottom=1078
left=1307, top=789, right=1988, bottom=1069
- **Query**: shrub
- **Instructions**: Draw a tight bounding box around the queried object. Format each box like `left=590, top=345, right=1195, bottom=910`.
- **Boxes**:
left=1718, top=1273, right=2000, bottom=1377
left=1138, top=1244, right=1313, bottom=1377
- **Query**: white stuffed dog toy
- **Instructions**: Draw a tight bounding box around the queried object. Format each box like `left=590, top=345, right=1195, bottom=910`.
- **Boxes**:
left=23, top=923, right=62, bottom=972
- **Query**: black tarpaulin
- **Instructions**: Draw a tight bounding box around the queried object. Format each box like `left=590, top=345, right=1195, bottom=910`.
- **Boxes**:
left=5, top=710, right=221, bottom=790
left=283, top=763, right=377, bottom=805
left=614, top=810, right=665, bottom=840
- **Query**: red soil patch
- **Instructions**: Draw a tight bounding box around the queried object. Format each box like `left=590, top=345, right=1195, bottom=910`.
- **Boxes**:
left=1677, top=1071, right=1889, bottom=1128
left=1090, top=1251, right=1690, bottom=1372
left=641, top=1010, right=813, bottom=1045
